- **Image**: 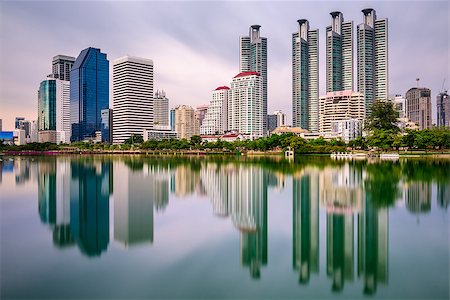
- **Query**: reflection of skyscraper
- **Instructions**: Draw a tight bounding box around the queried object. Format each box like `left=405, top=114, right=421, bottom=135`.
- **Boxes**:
left=70, top=160, right=111, bottom=256
left=38, top=160, right=57, bottom=225
left=405, top=182, right=431, bottom=213
left=437, top=183, right=449, bottom=210
left=293, top=174, right=319, bottom=283
left=358, top=197, right=388, bottom=295
left=230, top=166, right=268, bottom=279
left=326, top=213, right=354, bottom=292
left=114, top=161, right=154, bottom=246
left=174, top=165, right=200, bottom=197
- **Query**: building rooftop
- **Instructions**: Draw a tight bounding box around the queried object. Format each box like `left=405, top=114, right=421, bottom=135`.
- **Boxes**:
left=215, top=86, right=230, bottom=91
left=233, top=71, right=260, bottom=78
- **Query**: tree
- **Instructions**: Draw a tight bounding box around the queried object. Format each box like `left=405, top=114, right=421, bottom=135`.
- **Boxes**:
left=365, top=100, right=400, bottom=132
left=124, top=134, right=143, bottom=145
left=190, top=135, right=202, bottom=146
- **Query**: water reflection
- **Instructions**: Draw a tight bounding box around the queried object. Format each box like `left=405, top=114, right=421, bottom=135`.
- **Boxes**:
left=2, top=156, right=449, bottom=296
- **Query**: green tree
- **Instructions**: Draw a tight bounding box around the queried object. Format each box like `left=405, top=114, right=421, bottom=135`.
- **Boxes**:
left=366, top=100, right=399, bottom=132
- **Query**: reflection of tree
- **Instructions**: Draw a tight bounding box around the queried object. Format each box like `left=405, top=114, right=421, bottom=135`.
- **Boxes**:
left=364, top=162, right=401, bottom=208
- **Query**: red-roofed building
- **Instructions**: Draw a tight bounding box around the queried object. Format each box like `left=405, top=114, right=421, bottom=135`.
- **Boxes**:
left=233, top=71, right=260, bottom=78
left=215, top=86, right=230, bottom=91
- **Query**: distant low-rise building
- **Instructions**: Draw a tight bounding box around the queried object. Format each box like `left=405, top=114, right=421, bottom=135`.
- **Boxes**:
left=175, top=105, right=199, bottom=139
left=268, top=110, right=287, bottom=134
left=271, top=126, right=308, bottom=136
left=143, top=126, right=177, bottom=141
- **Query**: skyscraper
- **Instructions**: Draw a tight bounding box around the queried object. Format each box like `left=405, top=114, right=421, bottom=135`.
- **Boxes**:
left=229, top=72, right=264, bottom=138
left=175, top=105, right=198, bottom=139
left=200, top=86, right=230, bottom=135
left=437, top=91, right=450, bottom=127
left=326, top=12, right=353, bottom=92
left=70, top=47, right=109, bottom=142
left=112, top=56, right=153, bottom=144
left=357, top=9, right=388, bottom=109
left=38, top=77, right=71, bottom=143
left=52, top=55, right=75, bottom=81
left=405, top=87, right=432, bottom=130
left=240, top=25, right=268, bottom=134
left=15, top=117, right=24, bottom=129
left=292, top=19, right=319, bottom=131
left=153, top=90, right=169, bottom=127
left=101, top=108, right=113, bottom=144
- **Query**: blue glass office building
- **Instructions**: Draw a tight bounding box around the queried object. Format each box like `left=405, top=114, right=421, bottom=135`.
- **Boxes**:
left=70, top=48, right=109, bottom=142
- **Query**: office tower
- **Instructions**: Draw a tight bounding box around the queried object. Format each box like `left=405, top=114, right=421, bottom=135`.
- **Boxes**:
left=29, top=120, right=38, bottom=142
left=293, top=174, right=319, bottom=283
left=112, top=56, right=153, bottom=144
left=357, top=9, right=388, bottom=110
left=319, top=90, right=365, bottom=133
left=229, top=72, right=264, bottom=138
left=15, top=117, right=24, bottom=129
left=0, top=119, right=2, bottom=131
left=52, top=55, right=75, bottom=81
left=114, top=161, right=154, bottom=246
left=292, top=19, right=319, bottom=130
left=38, top=77, right=71, bottom=144
left=405, top=87, right=432, bottom=129
left=70, top=47, right=109, bottom=142
left=390, top=94, right=407, bottom=118
left=175, top=105, right=198, bottom=139
left=326, top=12, right=353, bottom=92
left=267, top=110, right=287, bottom=133
left=358, top=198, right=388, bottom=295
left=17, top=120, right=31, bottom=138
left=101, top=108, right=113, bottom=144
left=169, top=108, right=176, bottom=132
left=240, top=25, right=268, bottom=134
left=154, top=90, right=169, bottom=126
left=437, top=91, right=449, bottom=127
left=200, top=86, right=230, bottom=135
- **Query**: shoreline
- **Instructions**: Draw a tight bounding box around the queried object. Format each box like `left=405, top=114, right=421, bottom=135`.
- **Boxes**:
left=2, top=149, right=450, bottom=158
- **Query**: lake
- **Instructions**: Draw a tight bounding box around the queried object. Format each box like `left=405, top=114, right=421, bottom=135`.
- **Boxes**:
left=0, top=155, right=448, bottom=299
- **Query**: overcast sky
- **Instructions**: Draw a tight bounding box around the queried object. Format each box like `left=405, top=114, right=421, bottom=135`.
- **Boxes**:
left=0, top=0, right=449, bottom=130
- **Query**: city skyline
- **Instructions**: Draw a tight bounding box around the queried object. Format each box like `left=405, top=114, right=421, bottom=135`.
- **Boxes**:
left=0, top=1, right=448, bottom=130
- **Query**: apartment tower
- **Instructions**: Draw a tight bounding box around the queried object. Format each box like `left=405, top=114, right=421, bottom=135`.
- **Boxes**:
left=240, top=25, right=268, bottom=134
left=292, top=19, right=319, bottom=131
left=112, top=56, right=153, bottom=144
left=326, top=12, right=353, bottom=92
left=357, top=8, right=388, bottom=110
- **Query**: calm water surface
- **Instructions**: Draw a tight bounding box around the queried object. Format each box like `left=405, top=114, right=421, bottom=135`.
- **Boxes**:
left=0, top=155, right=449, bottom=299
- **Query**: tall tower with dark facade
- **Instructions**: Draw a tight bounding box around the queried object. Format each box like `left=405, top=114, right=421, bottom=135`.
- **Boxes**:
left=70, top=47, right=109, bottom=142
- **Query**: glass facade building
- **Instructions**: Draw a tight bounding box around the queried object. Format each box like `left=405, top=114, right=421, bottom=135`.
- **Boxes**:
left=38, top=80, right=57, bottom=131
left=70, top=48, right=109, bottom=142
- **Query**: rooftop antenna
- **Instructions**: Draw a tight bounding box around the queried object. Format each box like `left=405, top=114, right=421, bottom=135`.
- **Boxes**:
left=440, top=78, right=446, bottom=93
left=416, top=78, right=420, bottom=87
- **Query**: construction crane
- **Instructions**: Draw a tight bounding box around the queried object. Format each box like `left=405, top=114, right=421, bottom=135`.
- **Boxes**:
left=440, top=78, right=447, bottom=93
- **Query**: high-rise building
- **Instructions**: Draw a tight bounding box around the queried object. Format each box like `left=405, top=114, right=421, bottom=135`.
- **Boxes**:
left=17, top=120, right=31, bottom=138
left=101, top=108, right=113, bottom=144
left=112, top=56, right=153, bottom=144
left=319, top=90, right=365, bottom=133
left=70, top=47, right=109, bottom=142
left=240, top=25, right=268, bottom=134
left=52, top=55, right=75, bottom=81
left=154, top=90, right=169, bottom=127
left=195, top=105, right=209, bottom=127
left=200, top=86, right=230, bottom=135
left=390, top=94, right=407, bottom=119
left=326, top=12, right=353, bottom=92
left=38, top=77, right=71, bottom=144
left=331, top=119, right=363, bottom=142
left=229, top=72, right=264, bottom=138
left=405, top=87, right=432, bottom=130
left=292, top=19, right=319, bottom=131
left=357, top=9, right=388, bottom=110
left=170, top=108, right=176, bottom=132
left=15, top=117, right=24, bottom=129
left=175, top=105, right=198, bottom=139
left=268, top=110, right=287, bottom=133
left=437, top=91, right=450, bottom=127
left=0, top=119, right=2, bottom=131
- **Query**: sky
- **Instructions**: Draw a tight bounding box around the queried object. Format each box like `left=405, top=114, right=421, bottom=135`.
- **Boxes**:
left=0, top=0, right=449, bottom=131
